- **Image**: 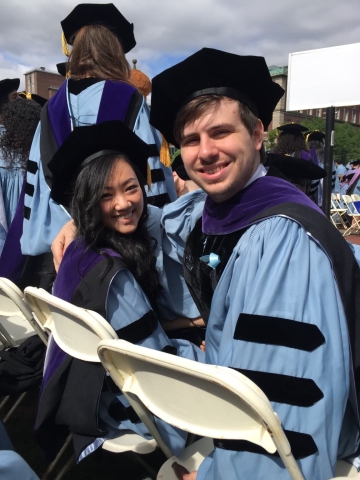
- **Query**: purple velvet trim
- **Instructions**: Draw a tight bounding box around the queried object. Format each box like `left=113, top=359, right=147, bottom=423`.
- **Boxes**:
left=0, top=177, right=27, bottom=281
left=308, top=147, right=319, bottom=166
left=38, top=338, right=68, bottom=398
left=53, top=237, right=120, bottom=302
left=47, top=80, right=137, bottom=148
left=202, top=176, right=323, bottom=235
left=96, top=81, right=136, bottom=124
left=300, top=149, right=312, bottom=162
left=47, top=82, right=71, bottom=148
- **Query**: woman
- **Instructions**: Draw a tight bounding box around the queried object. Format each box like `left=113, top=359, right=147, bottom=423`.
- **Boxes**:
left=36, top=121, right=203, bottom=462
left=10, top=3, right=175, bottom=289
left=273, top=123, right=321, bottom=203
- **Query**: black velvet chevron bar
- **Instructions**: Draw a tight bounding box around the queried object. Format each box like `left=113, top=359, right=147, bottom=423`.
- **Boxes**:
left=25, top=182, right=35, bottom=197
left=151, top=168, right=165, bottom=183
left=232, top=368, right=324, bottom=407
left=214, top=429, right=318, bottom=459
left=115, top=310, right=158, bottom=344
left=234, top=313, right=325, bottom=351
left=23, top=206, right=31, bottom=220
left=27, top=160, right=38, bottom=174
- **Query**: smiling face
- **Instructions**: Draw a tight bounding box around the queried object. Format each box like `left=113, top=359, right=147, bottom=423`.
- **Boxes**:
left=180, top=98, right=264, bottom=203
left=99, top=158, right=144, bottom=234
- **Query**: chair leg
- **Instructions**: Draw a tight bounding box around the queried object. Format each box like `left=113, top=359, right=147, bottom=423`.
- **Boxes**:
left=0, top=396, right=10, bottom=411
left=3, top=392, right=27, bottom=424
left=42, top=434, right=73, bottom=480
left=52, top=454, right=76, bottom=480
left=128, top=451, right=157, bottom=479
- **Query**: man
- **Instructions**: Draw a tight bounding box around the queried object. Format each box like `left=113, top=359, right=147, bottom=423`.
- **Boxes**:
left=335, top=160, right=347, bottom=193
left=150, top=48, right=360, bottom=479
left=0, top=78, right=20, bottom=118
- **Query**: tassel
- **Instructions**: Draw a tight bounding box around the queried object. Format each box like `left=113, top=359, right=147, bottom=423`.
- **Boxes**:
left=61, top=32, right=71, bottom=57
left=159, top=134, right=171, bottom=168
left=147, top=163, right=152, bottom=189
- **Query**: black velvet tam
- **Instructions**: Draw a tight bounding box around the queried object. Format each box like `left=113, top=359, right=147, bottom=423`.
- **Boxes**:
left=48, top=120, right=150, bottom=207
left=150, top=48, right=284, bottom=147
left=306, top=130, right=325, bottom=142
left=171, top=154, right=190, bottom=181
left=266, top=153, right=326, bottom=180
left=56, top=62, right=67, bottom=77
left=277, top=123, right=308, bottom=134
left=61, top=3, right=136, bottom=53
left=0, top=78, right=20, bottom=98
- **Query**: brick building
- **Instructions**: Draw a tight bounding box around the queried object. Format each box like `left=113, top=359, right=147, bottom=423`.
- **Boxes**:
left=24, top=67, right=65, bottom=100
left=268, top=65, right=360, bottom=131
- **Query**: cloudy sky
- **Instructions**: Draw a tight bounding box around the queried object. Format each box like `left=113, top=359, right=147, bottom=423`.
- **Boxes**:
left=1, top=0, right=360, bottom=89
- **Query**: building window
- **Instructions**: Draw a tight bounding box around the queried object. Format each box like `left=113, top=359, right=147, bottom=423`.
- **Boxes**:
left=353, top=110, right=357, bottom=123
left=27, top=76, right=32, bottom=93
left=345, top=108, right=349, bottom=121
left=307, top=110, right=311, bottom=115
left=316, top=109, right=321, bottom=117
left=335, top=108, right=340, bottom=120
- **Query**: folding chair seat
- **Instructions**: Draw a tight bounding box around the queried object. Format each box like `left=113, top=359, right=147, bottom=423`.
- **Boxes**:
left=0, top=279, right=48, bottom=424
left=24, top=287, right=158, bottom=480
left=98, top=339, right=360, bottom=480
left=0, top=278, right=47, bottom=349
left=342, top=195, right=360, bottom=236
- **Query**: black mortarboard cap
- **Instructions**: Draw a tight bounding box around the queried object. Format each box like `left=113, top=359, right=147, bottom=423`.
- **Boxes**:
left=266, top=153, right=326, bottom=180
left=171, top=154, right=190, bottom=181
left=0, top=78, right=20, bottom=99
left=56, top=62, right=67, bottom=77
left=150, top=48, right=284, bottom=147
left=306, top=130, right=325, bottom=142
left=277, top=123, right=308, bottom=134
left=49, top=121, right=150, bottom=207
left=61, top=3, right=136, bottom=53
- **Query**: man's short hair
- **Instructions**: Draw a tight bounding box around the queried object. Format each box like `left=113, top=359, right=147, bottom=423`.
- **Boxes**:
left=174, top=95, right=266, bottom=164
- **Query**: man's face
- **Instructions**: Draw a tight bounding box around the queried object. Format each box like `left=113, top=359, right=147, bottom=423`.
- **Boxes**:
left=7, top=90, right=19, bottom=102
left=180, top=99, right=263, bottom=203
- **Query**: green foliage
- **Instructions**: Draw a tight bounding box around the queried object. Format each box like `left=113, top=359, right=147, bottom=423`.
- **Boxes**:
left=300, top=117, right=326, bottom=132
left=266, top=129, right=277, bottom=150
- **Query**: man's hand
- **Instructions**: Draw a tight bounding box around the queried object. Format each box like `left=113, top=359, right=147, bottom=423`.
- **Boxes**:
left=172, top=462, right=197, bottom=480
left=51, top=220, right=77, bottom=272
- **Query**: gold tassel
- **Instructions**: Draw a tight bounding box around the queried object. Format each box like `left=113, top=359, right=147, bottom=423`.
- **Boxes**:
left=147, top=163, right=152, bottom=189
left=159, top=134, right=171, bottom=168
left=61, top=32, right=71, bottom=57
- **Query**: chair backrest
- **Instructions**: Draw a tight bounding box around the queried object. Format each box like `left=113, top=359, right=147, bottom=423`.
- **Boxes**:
left=352, top=194, right=360, bottom=201
left=0, top=277, right=47, bottom=348
left=98, top=339, right=304, bottom=479
left=24, top=287, right=117, bottom=362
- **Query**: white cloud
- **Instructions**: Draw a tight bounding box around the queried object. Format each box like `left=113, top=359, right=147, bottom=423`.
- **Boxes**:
left=1, top=0, right=360, bottom=82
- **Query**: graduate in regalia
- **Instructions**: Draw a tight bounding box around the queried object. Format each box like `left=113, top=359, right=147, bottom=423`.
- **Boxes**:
left=5, top=3, right=176, bottom=290
left=36, top=120, right=203, bottom=462
left=149, top=48, right=360, bottom=480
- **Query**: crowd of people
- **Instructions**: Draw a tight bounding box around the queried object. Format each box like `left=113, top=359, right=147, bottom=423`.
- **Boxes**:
left=0, top=3, right=360, bottom=480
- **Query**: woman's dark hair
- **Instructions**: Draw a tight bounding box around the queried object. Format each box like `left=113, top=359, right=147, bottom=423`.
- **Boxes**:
left=68, top=24, right=131, bottom=82
left=0, top=99, right=41, bottom=168
left=273, top=132, right=309, bottom=157
left=71, top=154, right=159, bottom=299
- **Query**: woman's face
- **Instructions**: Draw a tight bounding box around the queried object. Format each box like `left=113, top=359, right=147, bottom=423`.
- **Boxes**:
left=99, top=158, right=144, bottom=234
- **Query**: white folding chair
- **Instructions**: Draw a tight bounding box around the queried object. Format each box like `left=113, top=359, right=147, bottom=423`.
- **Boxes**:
left=330, top=194, right=349, bottom=231
left=98, top=339, right=308, bottom=480
left=24, top=287, right=158, bottom=480
left=0, top=278, right=48, bottom=423
left=0, top=278, right=48, bottom=349
left=342, top=195, right=360, bottom=236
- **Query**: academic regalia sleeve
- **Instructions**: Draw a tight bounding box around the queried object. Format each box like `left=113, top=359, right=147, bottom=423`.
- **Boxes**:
left=20, top=124, right=71, bottom=255
left=198, top=216, right=359, bottom=480
left=133, top=101, right=176, bottom=204
left=0, top=451, right=39, bottom=480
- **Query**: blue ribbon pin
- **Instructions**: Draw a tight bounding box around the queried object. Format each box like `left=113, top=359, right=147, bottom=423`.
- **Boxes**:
left=199, top=252, right=221, bottom=269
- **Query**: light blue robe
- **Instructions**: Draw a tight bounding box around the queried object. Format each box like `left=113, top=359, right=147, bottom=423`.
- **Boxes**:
left=21, top=81, right=176, bottom=256
left=161, top=195, right=359, bottom=480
